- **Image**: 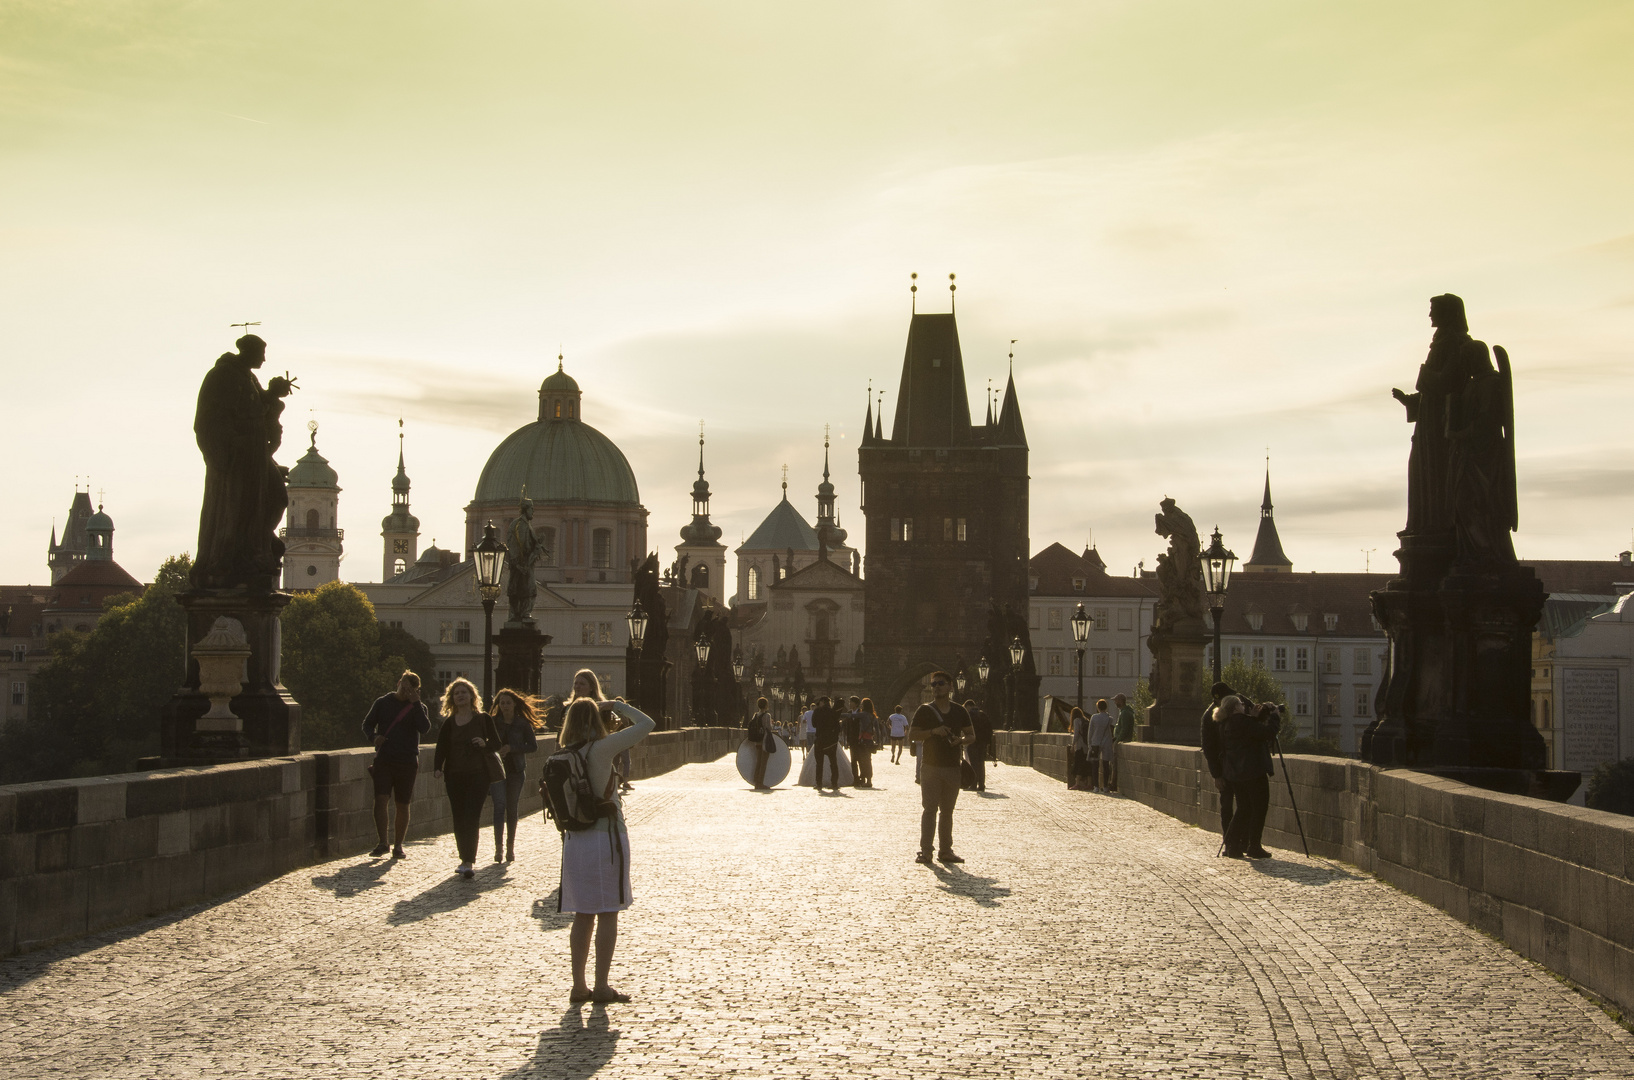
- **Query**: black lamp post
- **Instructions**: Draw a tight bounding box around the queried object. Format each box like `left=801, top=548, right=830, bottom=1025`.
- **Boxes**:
left=472, top=522, right=506, bottom=705
left=1008, top=635, right=1025, bottom=730
left=956, top=665, right=967, bottom=693
left=693, top=631, right=712, bottom=725
left=1071, top=603, right=1092, bottom=710
left=976, top=654, right=991, bottom=726
left=624, top=599, right=648, bottom=718
left=1200, top=526, right=1238, bottom=686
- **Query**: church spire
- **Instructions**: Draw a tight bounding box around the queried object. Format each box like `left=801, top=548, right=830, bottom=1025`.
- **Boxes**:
left=995, top=343, right=1028, bottom=448
left=1243, top=457, right=1293, bottom=573
left=680, top=421, right=722, bottom=544
left=814, top=425, right=846, bottom=552
left=381, top=419, right=421, bottom=580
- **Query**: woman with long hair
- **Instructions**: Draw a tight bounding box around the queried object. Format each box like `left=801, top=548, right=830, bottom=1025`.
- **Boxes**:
left=558, top=693, right=654, bottom=1004
left=432, top=677, right=501, bottom=879
left=489, top=688, right=541, bottom=863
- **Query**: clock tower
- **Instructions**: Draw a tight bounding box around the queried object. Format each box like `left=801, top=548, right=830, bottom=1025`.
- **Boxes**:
left=381, top=422, right=421, bottom=580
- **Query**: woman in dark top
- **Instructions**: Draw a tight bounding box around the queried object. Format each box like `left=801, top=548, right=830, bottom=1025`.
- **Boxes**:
left=488, top=689, right=541, bottom=863
left=433, top=677, right=501, bottom=880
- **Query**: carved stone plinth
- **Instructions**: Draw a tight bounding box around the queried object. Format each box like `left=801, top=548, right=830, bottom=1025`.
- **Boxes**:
left=163, top=590, right=301, bottom=764
left=495, top=625, right=551, bottom=698
left=1365, top=551, right=1576, bottom=799
left=1139, top=618, right=1208, bottom=745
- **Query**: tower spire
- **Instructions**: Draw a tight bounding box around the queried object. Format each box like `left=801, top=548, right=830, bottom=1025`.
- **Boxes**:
left=1243, top=455, right=1292, bottom=573
left=680, top=419, right=721, bottom=545
left=910, top=272, right=917, bottom=314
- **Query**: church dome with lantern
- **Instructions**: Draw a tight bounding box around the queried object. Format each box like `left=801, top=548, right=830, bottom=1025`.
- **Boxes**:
left=463, top=359, right=648, bottom=584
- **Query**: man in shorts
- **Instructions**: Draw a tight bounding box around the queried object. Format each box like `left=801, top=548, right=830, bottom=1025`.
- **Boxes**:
left=888, top=705, right=910, bottom=763
left=362, top=670, right=432, bottom=858
left=909, top=672, right=975, bottom=864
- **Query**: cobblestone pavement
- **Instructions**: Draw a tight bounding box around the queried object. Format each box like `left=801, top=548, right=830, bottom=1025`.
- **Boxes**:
left=4, top=755, right=1631, bottom=1079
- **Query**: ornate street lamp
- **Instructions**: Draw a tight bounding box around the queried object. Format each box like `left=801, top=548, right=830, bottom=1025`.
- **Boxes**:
left=956, top=666, right=967, bottom=692
left=1008, top=635, right=1026, bottom=730
left=732, top=646, right=744, bottom=680
left=1071, top=603, right=1092, bottom=710
left=694, top=631, right=712, bottom=725
left=626, top=600, right=649, bottom=650
left=1200, top=525, right=1238, bottom=685
left=1008, top=636, right=1025, bottom=668
left=472, top=522, right=506, bottom=704
left=624, top=599, right=649, bottom=719
left=977, top=655, right=989, bottom=683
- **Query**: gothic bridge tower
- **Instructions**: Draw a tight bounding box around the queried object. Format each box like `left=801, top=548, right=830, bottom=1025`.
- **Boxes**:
left=858, top=294, right=1032, bottom=714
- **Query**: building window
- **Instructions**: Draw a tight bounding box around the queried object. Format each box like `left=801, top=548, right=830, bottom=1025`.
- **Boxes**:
left=1230, top=645, right=1244, bottom=664
left=1542, top=698, right=1552, bottom=726
left=10, top=682, right=24, bottom=706
left=439, top=620, right=454, bottom=644
left=386, top=621, right=403, bottom=629
left=1118, top=608, right=1133, bottom=631
left=1273, top=647, right=1287, bottom=671
left=1251, top=646, right=1265, bottom=668
left=392, top=558, right=406, bottom=576
left=599, top=622, right=613, bottom=645
left=1353, top=648, right=1371, bottom=675
left=1324, top=613, right=1339, bottom=631
left=592, top=529, right=612, bottom=568
left=1117, top=651, right=1134, bottom=677
left=1048, top=652, right=1062, bottom=676
left=1093, top=651, right=1109, bottom=677
left=306, top=564, right=317, bottom=577
left=581, top=622, right=595, bottom=645
left=902, top=519, right=913, bottom=542
left=1295, top=647, right=1308, bottom=672
left=540, top=527, right=556, bottom=566
left=1323, top=648, right=1340, bottom=674
left=306, top=508, right=320, bottom=530
left=1355, top=687, right=1372, bottom=717
left=1072, top=577, right=1085, bottom=593
left=1293, top=688, right=1309, bottom=716
left=747, top=565, right=760, bottom=601
left=1322, top=687, right=1341, bottom=717
left=1094, top=608, right=1109, bottom=631
left=1047, top=608, right=1063, bottom=631
left=455, top=620, right=471, bottom=644
left=1247, top=611, right=1264, bottom=631
left=957, top=518, right=967, bottom=541
left=1290, top=612, right=1309, bottom=631
left=11, top=645, right=24, bottom=662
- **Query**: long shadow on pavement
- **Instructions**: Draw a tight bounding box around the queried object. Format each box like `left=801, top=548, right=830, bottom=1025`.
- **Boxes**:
left=388, top=868, right=514, bottom=925
left=531, top=888, right=575, bottom=932
left=927, top=862, right=1012, bottom=907
left=1249, top=858, right=1366, bottom=886
left=310, top=859, right=395, bottom=898
left=502, top=1005, right=621, bottom=1080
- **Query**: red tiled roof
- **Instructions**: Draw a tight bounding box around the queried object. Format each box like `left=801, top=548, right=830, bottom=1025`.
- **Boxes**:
left=1030, top=542, right=1158, bottom=600
left=53, top=561, right=142, bottom=591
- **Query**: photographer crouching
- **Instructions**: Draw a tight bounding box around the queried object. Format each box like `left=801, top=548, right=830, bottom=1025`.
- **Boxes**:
left=1217, top=695, right=1281, bottom=860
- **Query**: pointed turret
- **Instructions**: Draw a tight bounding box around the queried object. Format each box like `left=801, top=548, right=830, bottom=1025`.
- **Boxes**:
left=1242, top=464, right=1293, bottom=573
left=888, top=313, right=972, bottom=447
left=381, top=421, right=421, bottom=580
left=996, top=367, right=1028, bottom=448
left=860, top=391, right=877, bottom=448
left=679, top=428, right=723, bottom=545
left=814, top=427, right=847, bottom=554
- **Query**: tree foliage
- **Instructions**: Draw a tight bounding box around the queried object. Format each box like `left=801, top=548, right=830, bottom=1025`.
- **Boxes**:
left=281, top=581, right=430, bottom=751
left=0, top=556, right=191, bottom=783
left=1585, top=757, right=1634, bottom=817
left=1216, top=657, right=1287, bottom=708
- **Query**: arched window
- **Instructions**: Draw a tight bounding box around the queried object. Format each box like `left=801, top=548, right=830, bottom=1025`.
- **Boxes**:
left=691, top=563, right=709, bottom=588
left=306, top=508, right=320, bottom=530
left=1542, top=699, right=1552, bottom=727
left=747, top=565, right=760, bottom=600
left=392, top=558, right=406, bottom=576
left=554, top=401, right=562, bottom=418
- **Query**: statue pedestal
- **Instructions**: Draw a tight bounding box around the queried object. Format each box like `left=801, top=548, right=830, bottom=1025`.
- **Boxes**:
left=163, top=590, right=301, bottom=765
left=1366, top=556, right=1576, bottom=800
left=1139, top=620, right=1208, bottom=745
left=495, top=624, right=550, bottom=698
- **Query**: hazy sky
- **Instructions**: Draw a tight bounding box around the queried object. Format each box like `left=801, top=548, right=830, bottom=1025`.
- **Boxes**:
left=5, top=1, right=1634, bottom=587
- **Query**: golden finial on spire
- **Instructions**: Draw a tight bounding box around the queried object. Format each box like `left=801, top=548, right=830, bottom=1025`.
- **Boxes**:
left=949, top=272, right=956, bottom=312
left=910, top=272, right=918, bottom=313
left=781, top=463, right=788, bottom=495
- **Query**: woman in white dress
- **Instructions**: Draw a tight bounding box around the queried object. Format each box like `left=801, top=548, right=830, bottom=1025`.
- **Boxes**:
left=559, top=696, right=654, bottom=1004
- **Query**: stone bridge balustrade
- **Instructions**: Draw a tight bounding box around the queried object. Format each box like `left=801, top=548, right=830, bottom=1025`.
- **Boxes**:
left=992, top=731, right=1634, bottom=1020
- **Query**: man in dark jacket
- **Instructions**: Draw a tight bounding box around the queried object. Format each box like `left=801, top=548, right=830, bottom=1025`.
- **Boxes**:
left=745, top=698, right=773, bottom=791
left=1199, top=681, right=1237, bottom=841
left=964, top=699, right=993, bottom=792
left=811, top=697, right=842, bottom=792
left=1220, top=697, right=1282, bottom=859
left=362, top=670, right=433, bottom=858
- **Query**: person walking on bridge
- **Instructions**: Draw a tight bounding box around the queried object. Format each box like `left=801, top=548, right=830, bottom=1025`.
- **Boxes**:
left=489, top=689, right=540, bottom=863
left=811, top=696, right=842, bottom=792
left=910, top=671, right=974, bottom=864
left=888, top=705, right=909, bottom=763
left=362, top=670, right=431, bottom=859
left=432, top=678, right=501, bottom=880
left=963, top=698, right=992, bottom=793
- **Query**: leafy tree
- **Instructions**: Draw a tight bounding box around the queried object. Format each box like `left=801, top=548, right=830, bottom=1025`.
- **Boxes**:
left=281, top=581, right=425, bottom=750
left=1216, top=657, right=1287, bottom=708
left=1586, top=757, right=1634, bottom=816
left=377, top=623, right=436, bottom=689
left=1132, top=676, right=1154, bottom=714
left=0, top=556, right=191, bottom=782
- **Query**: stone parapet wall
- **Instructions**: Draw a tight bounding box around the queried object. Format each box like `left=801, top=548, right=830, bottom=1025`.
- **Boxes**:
left=990, top=732, right=1634, bottom=1018
left=0, top=726, right=740, bottom=956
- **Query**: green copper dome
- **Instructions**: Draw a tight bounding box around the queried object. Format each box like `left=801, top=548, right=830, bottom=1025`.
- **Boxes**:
left=474, top=419, right=640, bottom=506
left=288, top=433, right=339, bottom=489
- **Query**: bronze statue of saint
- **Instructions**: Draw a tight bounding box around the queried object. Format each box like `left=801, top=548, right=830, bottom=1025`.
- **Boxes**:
left=190, top=334, right=297, bottom=592
left=505, top=495, right=541, bottom=625
left=1392, top=295, right=1490, bottom=538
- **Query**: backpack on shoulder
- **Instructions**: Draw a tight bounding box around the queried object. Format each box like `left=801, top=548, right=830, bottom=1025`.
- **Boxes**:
left=539, top=741, right=617, bottom=832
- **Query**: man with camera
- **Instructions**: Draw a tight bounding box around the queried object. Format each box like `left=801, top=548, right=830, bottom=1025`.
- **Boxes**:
left=1217, top=694, right=1282, bottom=859
left=910, top=671, right=975, bottom=864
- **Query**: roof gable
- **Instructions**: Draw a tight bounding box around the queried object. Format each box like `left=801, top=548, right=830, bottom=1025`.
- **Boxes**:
left=740, top=498, right=819, bottom=553
left=775, top=556, right=862, bottom=591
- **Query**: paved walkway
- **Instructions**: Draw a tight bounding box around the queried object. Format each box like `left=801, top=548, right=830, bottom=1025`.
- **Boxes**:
left=3, top=755, right=1631, bottom=1078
